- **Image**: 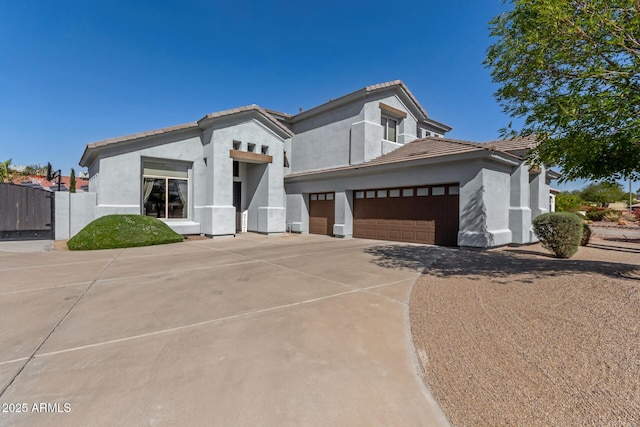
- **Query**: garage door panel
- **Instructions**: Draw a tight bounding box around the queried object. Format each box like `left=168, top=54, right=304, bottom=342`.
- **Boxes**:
left=309, top=217, right=328, bottom=235
left=365, top=228, right=377, bottom=238
left=353, top=185, right=459, bottom=246
left=415, top=232, right=434, bottom=244
left=309, top=193, right=334, bottom=236
left=388, top=230, right=401, bottom=240
left=376, top=229, right=389, bottom=239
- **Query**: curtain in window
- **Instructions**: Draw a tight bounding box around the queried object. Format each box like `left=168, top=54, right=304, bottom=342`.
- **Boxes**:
left=143, top=178, right=154, bottom=203
left=176, top=180, right=188, bottom=218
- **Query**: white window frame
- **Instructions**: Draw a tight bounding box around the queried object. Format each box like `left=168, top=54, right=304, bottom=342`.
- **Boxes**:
left=381, top=115, right=398, bottom=142
left=142, top=161, right=190, bottom=220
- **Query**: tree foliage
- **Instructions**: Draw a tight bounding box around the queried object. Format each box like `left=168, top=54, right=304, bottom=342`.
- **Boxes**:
left=69, top=168, right=76, bottom=193
left=555, top=191, right=582, bottom=211
left=486, top=0, right=640, bottom=181
left=23, top=164, right=47, bottom=175
left=580, top=181, right=626, bottom=205
left=0, top=159, right=10, bottom=182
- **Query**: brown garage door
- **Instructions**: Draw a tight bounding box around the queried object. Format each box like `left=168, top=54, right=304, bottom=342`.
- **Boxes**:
left=353, top=184, right=459, bottom=246
left=309, top=192, right=335, bottom=236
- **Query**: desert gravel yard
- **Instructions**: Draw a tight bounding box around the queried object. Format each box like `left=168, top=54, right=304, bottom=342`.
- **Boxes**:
left=410, top=236, right=640, bottom=427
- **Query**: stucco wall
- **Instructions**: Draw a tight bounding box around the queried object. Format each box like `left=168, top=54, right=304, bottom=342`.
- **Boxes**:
left=288, top=90, right=422, bottom=175
left=83, top=117, right=286, bottom=237
left=285, top=156, right=525, bottom=248
left=55, top=192, right=96, bottom=240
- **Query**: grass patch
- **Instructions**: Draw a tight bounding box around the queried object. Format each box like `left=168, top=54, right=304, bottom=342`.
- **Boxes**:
left=68, top=214, right=184, bottom=250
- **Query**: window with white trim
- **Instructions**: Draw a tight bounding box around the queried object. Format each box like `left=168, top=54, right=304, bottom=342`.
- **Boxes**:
left=142, top=160, right=189, bottom=219
left=381, top=115, right=398, bottom=142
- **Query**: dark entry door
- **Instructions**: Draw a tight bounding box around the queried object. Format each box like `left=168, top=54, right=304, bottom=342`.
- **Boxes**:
left=233, top=182, right=242, bottom=212
left=233, top=181, right=242, bottom=231
left=0, top=183, right=55, bottom=240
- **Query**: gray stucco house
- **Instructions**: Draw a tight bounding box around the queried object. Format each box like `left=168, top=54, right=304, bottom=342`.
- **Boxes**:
left=62, top=80, right=554, bottom=247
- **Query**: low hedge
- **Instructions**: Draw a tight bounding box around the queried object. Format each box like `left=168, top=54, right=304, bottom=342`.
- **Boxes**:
left=68, top=214, right=184, bottom=250
left=532, top=212, right=583, bottom=258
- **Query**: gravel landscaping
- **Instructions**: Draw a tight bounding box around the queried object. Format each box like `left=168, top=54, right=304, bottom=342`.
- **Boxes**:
left=410, top=236, right=640, bottom=427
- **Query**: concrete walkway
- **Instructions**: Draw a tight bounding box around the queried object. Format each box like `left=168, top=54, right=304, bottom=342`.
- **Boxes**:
left=0, top=234, right=449, bottom=426
left=0, top=240, right=53, bottom=253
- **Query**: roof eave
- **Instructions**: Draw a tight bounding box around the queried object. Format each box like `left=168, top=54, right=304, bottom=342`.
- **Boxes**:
left=285, top=149, right=519, bottom=182
left=289, top=80, right=432, bottom=124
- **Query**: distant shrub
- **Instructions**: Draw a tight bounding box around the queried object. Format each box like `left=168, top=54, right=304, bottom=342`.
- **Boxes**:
left=633, top=208, right=640, bottom=223
left=532, top=212, right=583, bottom=258
left=585, top=208, right=617, bottom=221
left=580, top=222, right=591, bottom=246
left=603, top=210, right=622, bottom=222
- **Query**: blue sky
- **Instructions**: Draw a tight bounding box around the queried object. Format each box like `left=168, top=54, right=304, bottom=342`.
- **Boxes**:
left=0, top=0, right=635, bottom=193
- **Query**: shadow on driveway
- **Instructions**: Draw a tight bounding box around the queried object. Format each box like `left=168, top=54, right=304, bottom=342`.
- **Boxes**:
left=364, top=244, right=640, bottom=282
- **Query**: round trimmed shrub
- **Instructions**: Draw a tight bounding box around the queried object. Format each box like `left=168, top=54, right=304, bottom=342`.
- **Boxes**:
left=68, top=214, right=184, bottom=250
left=580, top=222, right=591, bottom=246
left=532, top=212, right=583, bottom=258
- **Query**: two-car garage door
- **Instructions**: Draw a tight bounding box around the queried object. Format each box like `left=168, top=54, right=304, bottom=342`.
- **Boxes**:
left=353, top=184, right=459, bottom=246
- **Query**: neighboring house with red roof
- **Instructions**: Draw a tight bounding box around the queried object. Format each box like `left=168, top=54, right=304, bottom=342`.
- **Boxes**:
left=12, top=175, right=89, bottom=192
left=59, top=80, right=556, bottom=247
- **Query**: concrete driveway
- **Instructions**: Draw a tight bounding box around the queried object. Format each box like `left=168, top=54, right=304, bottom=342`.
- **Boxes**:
left=0, top=234, right=449, bottom=426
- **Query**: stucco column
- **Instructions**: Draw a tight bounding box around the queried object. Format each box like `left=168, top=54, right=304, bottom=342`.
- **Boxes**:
left=530, top=165, right=549, bottom=219
left=257, top=161, right=286, bottom=234
left=458, top=169, right=512, bottom=248
left=508, top=163, right=532, bottom=244
left=285, top=193, right=308, bottom=233
left=333, top=191, right=353, bottom=238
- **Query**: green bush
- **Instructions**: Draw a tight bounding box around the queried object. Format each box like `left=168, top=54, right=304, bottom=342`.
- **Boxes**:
left=585, top=208, right=614, bottom=221
left=68, top=214, right=184, bottom=250
left=532, top=212, right=583, bottom=258
left=580, top=222, right=591, bottom=246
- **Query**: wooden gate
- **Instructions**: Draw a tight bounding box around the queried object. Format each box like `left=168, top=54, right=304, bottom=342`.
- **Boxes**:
left=0, top=183, right=55, bottom=240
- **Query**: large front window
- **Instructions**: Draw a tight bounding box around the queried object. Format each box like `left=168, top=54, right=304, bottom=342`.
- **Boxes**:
left=142, top=161, right=189, bottom=219
left=381, top=115, right=397, bottom=142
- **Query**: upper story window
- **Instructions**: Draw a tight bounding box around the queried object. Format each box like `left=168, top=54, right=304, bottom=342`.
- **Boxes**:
left=378, top=102, right=406, bottom=143
left=381, top=115, right=397, bottom=142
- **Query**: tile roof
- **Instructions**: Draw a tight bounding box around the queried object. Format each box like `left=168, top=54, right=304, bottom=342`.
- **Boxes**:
left=286, top=136, right=524, bottom=179
left=81, top=105, right=295, bottom=166
left=289, top=80, right=437, bottom=126
left=483, top=135, right=539, bottom=152
left=11, top=175, right=89, bottom=191
left=198, top=105, right=294, bottom=137
left=80, top=81, right=447, bottom=166
left=365, top=80, right=428, bottom=119
left=85, top=122, right=198, bottom=150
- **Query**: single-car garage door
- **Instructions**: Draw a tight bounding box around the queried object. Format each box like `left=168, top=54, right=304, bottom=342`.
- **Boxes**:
left=353, top=184, right=459, bottom=246
left=309, top=192, right=335, bottom=236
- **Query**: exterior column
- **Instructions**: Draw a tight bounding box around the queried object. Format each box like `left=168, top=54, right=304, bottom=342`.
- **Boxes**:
left=529, top=165, right=549, bottom=241
left=508, top=163, right=532, bottom=244
left=333, top=191, right=353, bottom=238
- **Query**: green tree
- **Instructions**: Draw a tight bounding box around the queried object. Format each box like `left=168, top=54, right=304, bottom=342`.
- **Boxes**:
left=23, top=164, right=47, bottom=175
left=555, top=191, right=582, bottom=211
left=69, top=168, right=76, bottom=193
left=0, top=159, right=11, bottom=182
left=580, top=181, right=625, bottom=206
left=486, top=0, right=640, bottom=182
